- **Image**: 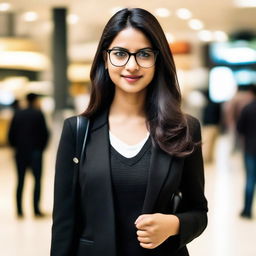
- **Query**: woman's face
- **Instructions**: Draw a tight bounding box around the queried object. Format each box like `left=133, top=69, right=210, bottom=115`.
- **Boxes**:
left=105, top=27, right=155, bottom=95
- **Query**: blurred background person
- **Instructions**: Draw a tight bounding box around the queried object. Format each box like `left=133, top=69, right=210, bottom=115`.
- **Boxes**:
left=202, top=89, right=222, bottom=164
left=8, top=93, right=49, bottom=218
left=10, top=99, right=21, bottom=113
left=223, top=84, right=255, bottom=153
left=237, top=85, right=256, bottom=219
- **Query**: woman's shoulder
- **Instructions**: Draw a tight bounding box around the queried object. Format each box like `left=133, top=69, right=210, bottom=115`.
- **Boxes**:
left=184, top=114, right=202, bottom=141
left=63, top=116, right=77, bottom=128
left=62, top=115, right=90, bottom=134
left=185, top=114, right=201, bottom=128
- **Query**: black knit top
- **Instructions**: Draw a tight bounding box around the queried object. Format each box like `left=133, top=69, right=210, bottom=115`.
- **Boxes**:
left=110, top=137, right=151, bottom=256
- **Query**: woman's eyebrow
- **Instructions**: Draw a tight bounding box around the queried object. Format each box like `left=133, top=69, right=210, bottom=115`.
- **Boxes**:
left=110, top=46, right=129, bottom=51
left=110, top=46, right=154, bottom=51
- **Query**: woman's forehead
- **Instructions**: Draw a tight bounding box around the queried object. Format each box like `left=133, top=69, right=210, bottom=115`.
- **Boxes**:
left=109, top=27, right=152, bottom=50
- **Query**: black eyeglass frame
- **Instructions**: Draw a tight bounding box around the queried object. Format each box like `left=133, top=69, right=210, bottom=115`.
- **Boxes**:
left=105, top=48, right=159, bottom=68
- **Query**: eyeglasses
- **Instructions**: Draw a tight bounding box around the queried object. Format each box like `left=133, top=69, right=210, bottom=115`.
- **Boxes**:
left=105, top=48, right=158, bottom=68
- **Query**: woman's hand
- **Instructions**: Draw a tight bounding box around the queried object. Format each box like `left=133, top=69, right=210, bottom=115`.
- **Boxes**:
left=135, top=213, right=180, bottom=249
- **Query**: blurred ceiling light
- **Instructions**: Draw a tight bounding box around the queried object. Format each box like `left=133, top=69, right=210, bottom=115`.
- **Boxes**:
left=110, top=7, right=124, bottom=15
left=188, top=19, right=204, bottom=30
left=68, top=63, right=91, bottom=82
left=0, top=38, right=40, bottom=51
left=234, top=0, right=256, bottom=7
left=165, top=32, right=175, bottom=43
left=197, top=30, right=213, bottom=42
left=0, top=2, right=11, bottom=11
left=176, top=8, right=192, bottom=20
left=41, top=21, right=53, bottom=33
left=155, top=8, right=171, bottom=17
left=67, top=14, right=79, bottom=24
left=1, top=77, right=28, bottom=92
left=0, top=38, right=48, bottom=70
left=0, top=90, right=15, bottom=105
left=187, top=90, right=206, bottom=107
left=213, top=31, right=228, bottom=42
left=26, top=81, right=53, bottom=95
left=0, top=51, right=49, bottom=71
left=23, top=11, right=38, bottom=22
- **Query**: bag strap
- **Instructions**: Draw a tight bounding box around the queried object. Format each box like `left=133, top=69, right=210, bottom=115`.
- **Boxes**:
left=75, top=116, right=90, bottom=163
left=71, top=116, right=89, bottom=237
left=73, top=116, right=90, bottom=188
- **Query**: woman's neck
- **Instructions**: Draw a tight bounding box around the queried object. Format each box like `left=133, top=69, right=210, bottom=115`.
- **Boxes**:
left=110, top=89, right=147, bottom=118
left=108, top=89, right=149, bottom=145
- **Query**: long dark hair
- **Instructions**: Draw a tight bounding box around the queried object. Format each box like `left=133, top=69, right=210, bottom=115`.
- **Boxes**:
left=83, top=8, right=196, bottom=157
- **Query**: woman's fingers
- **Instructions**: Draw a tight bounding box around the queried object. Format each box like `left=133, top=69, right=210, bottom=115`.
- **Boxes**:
left=136, top=230, right=148, bottom=237
left=137, top=236, right=151, bottom=243
left=139, top=242, right=156, bottom=249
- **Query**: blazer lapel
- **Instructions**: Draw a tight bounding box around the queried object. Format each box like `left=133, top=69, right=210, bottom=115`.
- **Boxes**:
left=142, top=143, right=173, bottom=213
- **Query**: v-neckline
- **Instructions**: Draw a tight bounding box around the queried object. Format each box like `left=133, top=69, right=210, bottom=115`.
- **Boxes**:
left=110, top=137, right=151, bottom=166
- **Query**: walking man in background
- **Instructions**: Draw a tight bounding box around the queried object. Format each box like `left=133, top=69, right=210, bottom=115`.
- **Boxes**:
left=8, top=93, right=49, bottom=218
left=237, top=85, right=256, bottom=219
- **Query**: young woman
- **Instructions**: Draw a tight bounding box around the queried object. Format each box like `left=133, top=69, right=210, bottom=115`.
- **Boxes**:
left=51, top=8, right=208, bottom=256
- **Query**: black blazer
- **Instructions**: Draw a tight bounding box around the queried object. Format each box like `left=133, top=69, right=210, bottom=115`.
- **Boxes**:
left=51, top=111, right=208, bottom=256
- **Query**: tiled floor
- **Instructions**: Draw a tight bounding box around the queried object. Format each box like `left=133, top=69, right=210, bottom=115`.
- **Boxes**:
left=0, top=129, right=255, bottom=256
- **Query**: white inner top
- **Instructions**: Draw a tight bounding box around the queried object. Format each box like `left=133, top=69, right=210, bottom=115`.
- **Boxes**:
left=109, top=131, right=150, bottom=158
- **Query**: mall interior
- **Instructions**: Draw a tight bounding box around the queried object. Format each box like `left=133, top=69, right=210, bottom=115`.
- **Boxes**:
left=0, top=0, right=256, bottom=255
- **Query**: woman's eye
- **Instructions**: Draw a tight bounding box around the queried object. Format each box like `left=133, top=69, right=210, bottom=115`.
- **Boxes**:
left=137, top=51, right=152, bottom=58
left=113, top=51, right=127, bottom=57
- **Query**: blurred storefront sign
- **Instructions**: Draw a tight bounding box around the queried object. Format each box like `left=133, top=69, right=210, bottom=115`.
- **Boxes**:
left=170, top=41, right=191, bottom=54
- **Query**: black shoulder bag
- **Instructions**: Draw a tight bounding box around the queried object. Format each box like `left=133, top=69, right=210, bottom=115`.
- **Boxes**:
left=171, top=191, right=182, bottom=213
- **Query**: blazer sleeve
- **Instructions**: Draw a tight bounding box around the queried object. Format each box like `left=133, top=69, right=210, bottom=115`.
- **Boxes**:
left=51, top=117, right=78, bottom=256
left=175, top=116, right=208, bottom=247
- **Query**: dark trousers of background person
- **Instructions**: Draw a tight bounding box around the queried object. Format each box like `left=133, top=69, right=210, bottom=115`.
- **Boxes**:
left=15, top=150, right=43, bottom=216
left=242, top=153, right=256, bottom=217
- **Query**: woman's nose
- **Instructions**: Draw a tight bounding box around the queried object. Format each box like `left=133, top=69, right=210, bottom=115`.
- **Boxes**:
left=125, top=55, right=139, bottom=71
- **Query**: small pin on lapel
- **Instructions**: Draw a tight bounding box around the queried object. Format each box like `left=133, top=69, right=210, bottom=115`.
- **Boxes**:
left=73, top=157, right=79, bottom=164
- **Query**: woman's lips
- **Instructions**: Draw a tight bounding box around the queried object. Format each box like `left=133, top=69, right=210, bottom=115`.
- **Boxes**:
left=121, top=75, right=142, bottom=83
